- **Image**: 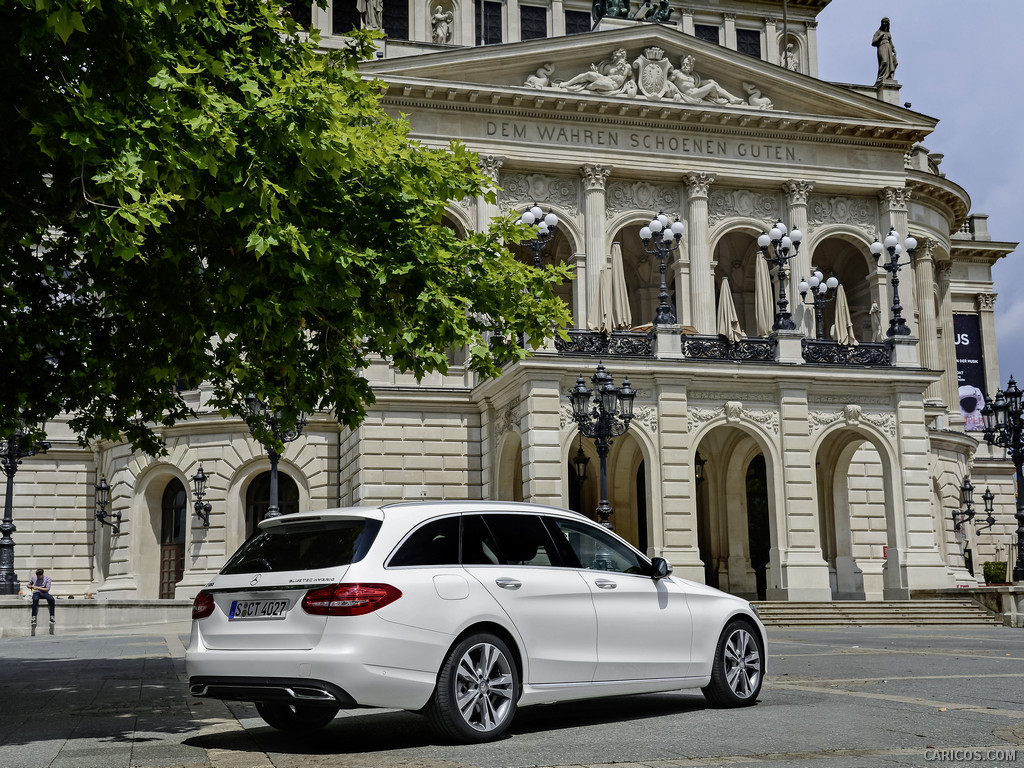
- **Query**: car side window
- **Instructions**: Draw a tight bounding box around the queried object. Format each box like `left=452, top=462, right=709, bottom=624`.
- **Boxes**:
left=548, top=518, right=648, bottom=575
left=464, top=514, right=560, bottom=567
left=388, top=516, right=460, bottom=567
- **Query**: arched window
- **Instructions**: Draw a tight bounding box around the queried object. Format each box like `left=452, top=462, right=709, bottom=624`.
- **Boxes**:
left=245, top=471, right=301, bottom=538
left=159, top=479, right=187, bottom=599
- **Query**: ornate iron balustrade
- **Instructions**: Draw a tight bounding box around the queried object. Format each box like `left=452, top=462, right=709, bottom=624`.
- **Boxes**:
left=554, top=330, right=654, bottom=357
left=801, top=339, right=891, bottom=367
left=681, top=335, right=777, bottom=362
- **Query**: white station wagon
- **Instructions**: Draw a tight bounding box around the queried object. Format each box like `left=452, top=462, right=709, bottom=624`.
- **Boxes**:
left=186, top=501, right=766, bottom=742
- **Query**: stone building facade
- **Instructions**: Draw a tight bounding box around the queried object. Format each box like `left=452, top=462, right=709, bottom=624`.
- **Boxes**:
left=9, top=0, right=1020, bottom=602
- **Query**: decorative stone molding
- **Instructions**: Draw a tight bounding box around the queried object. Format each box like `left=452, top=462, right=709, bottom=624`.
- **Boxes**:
left=936, top=261, right=953, bottom=291
left=501, top=173, right=580, bottom=215
left=580, top=164, right=611, bottom=192
left=745, top=408, right=780, bottom=435
left=606, top=180, right=678, bottom=219
left=685, top=172, right=715, bottom=198
left=689, top=390, right=773, bottom=403
left=689, top=406, right=723, bottom=429
left=633, top=405, right=659, bottom=434
left=725, top=401, right=743, bottom=421
left=809, top=410, right=843, bottom=436
left=878, top=186, right=911, bottom=212
left=559, top=403, right=573, bottom=430
left=915, top=237, right=936, bottom=263
left=689, top=402, right=778, bottom=434
left=844, top=404, right=863, bottom=425
left=708, top=189, right=780, bottom=227
left=456, top=195, right=474, bottom=214
left=810, top=394, right=891, bottom=406
left=783, top=180, right=814, bottom=206
left=496, top=397, right=522, bottom=437
left=976, top=293, right=997, bottom=311
left=478, top=155, right=503, bottom=184
left=807, top=195, right=876, bottom=238
left=862, top=411, right=897, bottom=438
left=806, top=20, right=817, bottom=29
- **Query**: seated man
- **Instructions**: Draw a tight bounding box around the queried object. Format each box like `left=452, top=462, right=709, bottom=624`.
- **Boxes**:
left=29, top=568, right=55, bottom=625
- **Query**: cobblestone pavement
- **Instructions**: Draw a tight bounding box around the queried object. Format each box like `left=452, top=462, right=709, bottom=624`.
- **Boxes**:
left=1, top=621, right=1022, bottom=768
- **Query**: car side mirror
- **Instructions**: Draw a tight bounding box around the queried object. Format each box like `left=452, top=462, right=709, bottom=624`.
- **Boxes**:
left=650, top=557, right=673, bottom=580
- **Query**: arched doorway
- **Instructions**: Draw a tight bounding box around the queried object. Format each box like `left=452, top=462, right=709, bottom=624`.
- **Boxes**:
left=713, top=230, right=764, bottom=337
left=508, top=226, right=576, bottom=321
left=807, top=235, right=875, bottom=341
left=245, top=471, right=300, bottom=539
left=746, top=456, right=770, bottom=600
left=159, top=479, right=187, bottom=599
left=496, top=431, right=524, bottom=502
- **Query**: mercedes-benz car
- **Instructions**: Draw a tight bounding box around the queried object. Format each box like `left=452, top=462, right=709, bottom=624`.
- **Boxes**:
left=185, top=501, right=766, bottom=742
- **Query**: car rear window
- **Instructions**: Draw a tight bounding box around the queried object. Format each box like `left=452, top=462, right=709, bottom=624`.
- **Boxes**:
left=221, top=518, right=382, bottom=574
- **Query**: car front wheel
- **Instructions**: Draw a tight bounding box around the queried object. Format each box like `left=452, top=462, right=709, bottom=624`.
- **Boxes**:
left=702, top=619, right=763, bottom=707
left=254, top=701, right=340, bottom=732
left=426, top=632, right=519, bottom=743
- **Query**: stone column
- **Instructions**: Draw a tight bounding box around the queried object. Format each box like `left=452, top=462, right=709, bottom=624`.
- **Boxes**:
left=551, top=0, right=565, bottom=37
left=680, top=7, right=694, bottom=36
left=878, top=187, right=916, bottom=337
left=476, top=156, right=503, bottom=231
left=685, top=172, right=716, bottom=334
left=573, top=251, right=588, bottom=329
left=977, top=293, right=1000, bottom=393
left=914, top=239, right=942, bottom=402
left=519, top=378, right=563, bottom=506
left=784, top=180, right=814, bottom=338
left=581, top=164, right=611, bottom=322
left=936, top=261, right=963, bottom=426
left=764, top=17, right=779, bottom=65
left=806, top=21, right=819, bottom=78
left=723, top=13, right=737, bottom=49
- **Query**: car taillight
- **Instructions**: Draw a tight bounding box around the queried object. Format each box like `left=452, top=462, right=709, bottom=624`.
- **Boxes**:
left=192, top=590, right=215, bottom=620
left=301, top=583, right=402, bottom=616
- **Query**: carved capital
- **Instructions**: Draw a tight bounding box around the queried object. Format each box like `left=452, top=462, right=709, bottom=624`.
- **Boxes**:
left=878, top=186, right=911, bottom=211
left=763, top=16, right=778, bottom=26
left=806, top=20, right=818, bottom=29
left=936, top=260, right=953, bottom=292
left=478, top=155, right=504, bottom=183
left=580, top=164, right=611, bottom=192
left=685, top=172, right=715, bottom=198
left=783, top=180, right=814, bottom=206
left=723, top=13, right=736, bottom=21
left=680, top=7, right=694, bottom=17
left=976, top=293, right=997, bottom=312
left=915, top=237, right=937, bottom=264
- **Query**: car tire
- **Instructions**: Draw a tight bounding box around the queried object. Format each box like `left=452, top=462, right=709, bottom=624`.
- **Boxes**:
left=254, top=701, right=340, bottom=732
left=426, top=632, right=519, bottom=743
left=701, top=619, right=763, bottom=707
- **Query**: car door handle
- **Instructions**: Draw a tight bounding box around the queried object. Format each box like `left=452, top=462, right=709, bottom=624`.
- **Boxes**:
left=495, top=577, right=522, bottom=590
left=594, top=579, right=617, bottom=589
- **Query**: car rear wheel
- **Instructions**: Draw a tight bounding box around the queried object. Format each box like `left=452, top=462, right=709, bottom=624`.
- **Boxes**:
left=426, top=632, right=519, bottom=743
left=702, top=620, right=763, bottom=707
left=254, top=701, right=340, bottom=732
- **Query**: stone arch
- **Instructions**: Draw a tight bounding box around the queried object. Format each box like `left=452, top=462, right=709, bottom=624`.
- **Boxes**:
left=609, top=214, right=682, bottom=330
left=441, top=206, right=472, bottom=237
left=495, top=429, right=523, bottom=502
left=130, top=460, right=191, bottom=599
left=507, top=209, right=579, bottom=322
left=225, top=456, right=311, bottom=556
left=710, top=222, right=771, bottom=337
left=812, top=419, right=907, bottom=600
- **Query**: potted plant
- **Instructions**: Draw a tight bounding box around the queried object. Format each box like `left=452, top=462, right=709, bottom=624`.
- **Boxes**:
left=983, top=561, right=1008, bottom=585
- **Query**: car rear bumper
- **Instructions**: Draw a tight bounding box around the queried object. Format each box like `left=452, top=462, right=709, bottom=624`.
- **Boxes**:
left=189, top=676, right=359, bottom=708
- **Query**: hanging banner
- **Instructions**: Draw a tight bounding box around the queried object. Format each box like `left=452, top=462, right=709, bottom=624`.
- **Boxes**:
left=954, top=313, right=987, bottom=431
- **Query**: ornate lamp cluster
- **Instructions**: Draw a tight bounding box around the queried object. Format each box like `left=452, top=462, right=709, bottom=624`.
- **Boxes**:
left=870, top=228, right=917, bottom=337
left=954, top=477, right=996, bottom=534
left=981, top=375, right=1024, bottom=581
left=244, top=396, right=307, bottom=520
left=798, top=268, right=840, bottom=340
left=639, top=212, right=685, bottom=325
left=518, top=204, right=558, bottom=267
left=757, top=220, right=803, bottom=331
left=568, top=363, right=635, bottom=529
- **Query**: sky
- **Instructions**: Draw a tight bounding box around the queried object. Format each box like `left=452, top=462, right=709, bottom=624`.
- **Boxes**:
left=815, top=0, right=1023, bottom=388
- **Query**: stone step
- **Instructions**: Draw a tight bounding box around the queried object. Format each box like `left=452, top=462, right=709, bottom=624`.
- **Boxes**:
left=752, top=599, right=1001, bottom=627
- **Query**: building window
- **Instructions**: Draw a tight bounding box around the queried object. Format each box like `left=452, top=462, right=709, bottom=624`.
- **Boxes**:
left=565, top=10, right=591, bottom=35
left=694, top=24, right=719, bottom=45
left=382, top=0, right=409, bottom=40
left=333, top=0, right=361, bottom=35
left=476, top=0, right=503, bottom=45
left=737, top=28, right=761, bottom=58
left=521, top=5, right=547, bottom=41
left=245, top=471, right=301, bottom=539
left=284, top=1, right=313, bottom=28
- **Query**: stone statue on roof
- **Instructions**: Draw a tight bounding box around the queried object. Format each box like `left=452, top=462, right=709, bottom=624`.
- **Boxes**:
left=872, top=17, right=898, bottom=85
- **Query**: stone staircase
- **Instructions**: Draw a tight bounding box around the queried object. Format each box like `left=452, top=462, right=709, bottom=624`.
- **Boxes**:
left=752, top=598, right=1002, bottom=627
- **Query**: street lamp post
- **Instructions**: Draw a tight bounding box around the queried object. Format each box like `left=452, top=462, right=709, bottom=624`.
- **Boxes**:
left=981, top=375, right=1024, bottom=581
left=639, top=212, right=685, bottom=325
left=519, top=204, right=559, bottom=267
left=244, top=397, right=307, bottom=520
left=798, top=268, right=840, bottom=340
left=568, top=362, right=635, bottom=529
left=757, top=219, right=803, bottom=331
left=869, top=228, right=917, bottom=337
left=0, top=425, right=50, bottom=595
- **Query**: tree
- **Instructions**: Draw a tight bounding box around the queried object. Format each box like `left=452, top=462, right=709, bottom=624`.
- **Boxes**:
left=0, top=0, right=571, bottom=455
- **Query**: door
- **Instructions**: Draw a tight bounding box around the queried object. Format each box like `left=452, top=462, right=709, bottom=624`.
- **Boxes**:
left=461, top=513, right=598, bottom=685
left=547, top=517, right=694, bottom=681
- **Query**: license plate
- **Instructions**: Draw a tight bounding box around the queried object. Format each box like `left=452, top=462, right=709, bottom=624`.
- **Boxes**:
left=229, top=599, right=289, bottom=620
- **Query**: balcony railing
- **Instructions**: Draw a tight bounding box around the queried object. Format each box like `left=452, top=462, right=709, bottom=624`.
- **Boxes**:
left=801, top=339, right=891, bottom=366
left=680, top=335, right=777, bottom=362
left=554, top=330, right=654, bottom=357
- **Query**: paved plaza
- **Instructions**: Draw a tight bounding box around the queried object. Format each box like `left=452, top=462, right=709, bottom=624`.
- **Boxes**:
left=0, top=618, right=1022, bottom=768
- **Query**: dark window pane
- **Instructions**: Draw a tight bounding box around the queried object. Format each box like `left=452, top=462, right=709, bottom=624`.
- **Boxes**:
left=565, top=10, right=591, bottom=36
left=383, top=0, right=409, bottom=40
left=284, top=1, right=313, bottom=28
left=479, top=514, right=560, bottom=566
left=737, top=28, right=761, bottom=58
left=161, top=479, right=187, bottom=545
left=462, top=515, right=502, bottom=564
left=222, top=519, right=382, bottom=574
left=520, top=5, right=547, bottom=41
left=476, top=0, right=503, bottom=45
left=694, top=24, right=719, bottom=45
left=549, top=518, right=648, bottom=574
left=389, top=517, right=460, bottom=566
left=333, top=0, right=361, bottom=35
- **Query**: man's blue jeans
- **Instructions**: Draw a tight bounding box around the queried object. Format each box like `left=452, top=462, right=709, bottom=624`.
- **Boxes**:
left=32, top=591, right=55, bottom=618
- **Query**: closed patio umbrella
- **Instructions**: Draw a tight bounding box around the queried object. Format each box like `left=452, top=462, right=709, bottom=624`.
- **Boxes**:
left=717, top=277, right=745, bottom=342
left=831, top=284, right=859, bottom=345
left=587, top=267, right=612, bottom=332
left=754, top=251, right=774, bottom=336
left=608, top=242, right=632, bottom=330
